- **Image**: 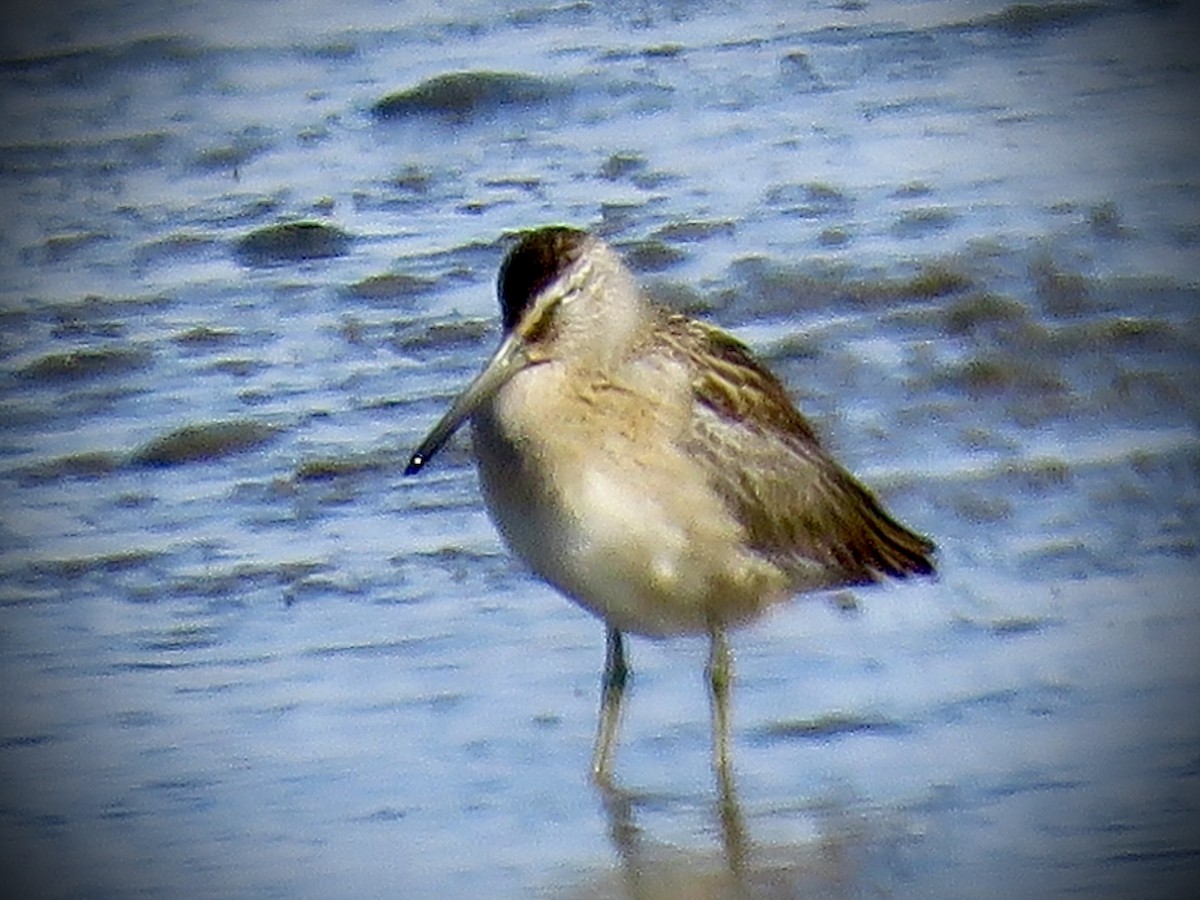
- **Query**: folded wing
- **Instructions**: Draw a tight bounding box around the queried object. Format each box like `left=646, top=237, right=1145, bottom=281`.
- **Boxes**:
left=660, top=316, right=935, bottom=589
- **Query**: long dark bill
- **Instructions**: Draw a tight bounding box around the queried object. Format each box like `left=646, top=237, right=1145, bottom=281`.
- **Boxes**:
left=404, top=329, right=533, bottom=475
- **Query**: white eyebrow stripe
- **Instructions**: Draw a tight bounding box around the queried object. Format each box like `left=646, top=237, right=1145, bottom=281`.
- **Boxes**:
left=556, top=257, right=593, bottom=305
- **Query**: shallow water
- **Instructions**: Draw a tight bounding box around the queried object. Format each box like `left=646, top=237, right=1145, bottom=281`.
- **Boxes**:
left=1, top=1, right=1198, bottom=897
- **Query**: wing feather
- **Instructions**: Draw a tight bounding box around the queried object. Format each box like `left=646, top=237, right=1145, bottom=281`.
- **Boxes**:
left=657, top=315, right=934, bottom=589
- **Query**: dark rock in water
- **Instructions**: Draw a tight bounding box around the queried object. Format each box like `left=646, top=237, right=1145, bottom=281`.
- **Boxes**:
left=390, top=318, right=490, bottom=353
left=346, top=273, right=437, bottom=301
left=18, top=345, right=153, bottom=383
left=372, top=71, right=569, bottom=120
left=235, top=222, right=351, bottom=266
left=763, top=182, right=851, bottom=219
left=17, top=451, right=123, bottom=484
left=130, top=420, right=279, bottom=467
left=973, top=3, right=1101, bottom=37
left=619, top=239, right=687, bottom=273
left=293, top=450, right=398, bottom=482
left=779, top=51, right=825, bottom=91
left=652, top=219, right=737, bottom=243
left=891, top=206, right=958, bottom=239
left=1030, top=255, right=1091, bottom=317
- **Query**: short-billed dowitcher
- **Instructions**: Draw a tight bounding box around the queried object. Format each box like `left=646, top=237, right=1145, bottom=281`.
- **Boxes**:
left=405, top=226, right=934, bottom=788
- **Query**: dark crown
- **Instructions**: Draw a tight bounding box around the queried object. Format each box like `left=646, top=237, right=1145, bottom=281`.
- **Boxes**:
left=497, top=226, right=590, bottom=331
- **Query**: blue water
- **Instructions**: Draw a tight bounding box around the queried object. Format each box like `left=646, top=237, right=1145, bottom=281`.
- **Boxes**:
left=1, top=1, right=1198, bottom=897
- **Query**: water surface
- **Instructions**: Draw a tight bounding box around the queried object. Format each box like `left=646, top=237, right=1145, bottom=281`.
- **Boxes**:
left=1, top=1, right=1198, bottom=897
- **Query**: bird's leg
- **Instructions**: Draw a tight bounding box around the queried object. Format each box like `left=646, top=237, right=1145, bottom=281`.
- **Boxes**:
left=706, top=626, right=735, bottom=792
left=707, top=626, right=749, bottom=872
left=591, top=626, right=629, bottom=785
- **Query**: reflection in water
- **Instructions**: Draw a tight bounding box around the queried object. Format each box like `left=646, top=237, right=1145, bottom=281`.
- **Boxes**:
left=573, top=775, right=877, bottom=900
left=596, top=778, right=751, bottom=900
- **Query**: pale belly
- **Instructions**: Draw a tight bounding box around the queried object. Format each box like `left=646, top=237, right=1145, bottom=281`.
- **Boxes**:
left=471, top=375, right=793, bottom=637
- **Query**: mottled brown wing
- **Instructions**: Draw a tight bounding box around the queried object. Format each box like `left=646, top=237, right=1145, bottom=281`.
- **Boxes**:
left=660, top=316, right=934, bottom=587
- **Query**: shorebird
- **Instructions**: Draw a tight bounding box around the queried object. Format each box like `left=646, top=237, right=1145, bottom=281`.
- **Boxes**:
left=405, top=225, right=934, bottom=788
